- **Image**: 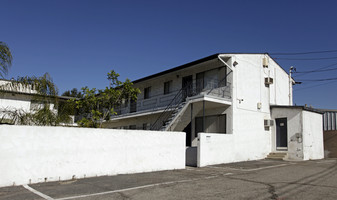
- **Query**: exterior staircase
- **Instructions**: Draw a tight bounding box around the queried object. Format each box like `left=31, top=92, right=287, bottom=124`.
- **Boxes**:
left=162, top=102, right=187, bottom=131
left=266, top=152, right=287, bottom=160
left=150, top=85, right=187, bottom=131
left=150, top=74, right=231, bottom=131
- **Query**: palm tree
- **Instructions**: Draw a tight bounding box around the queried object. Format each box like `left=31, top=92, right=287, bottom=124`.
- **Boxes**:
left=0, top=41, right=13, bottom=78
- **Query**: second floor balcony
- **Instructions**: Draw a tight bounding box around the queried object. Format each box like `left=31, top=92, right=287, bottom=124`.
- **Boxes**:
left=113, top=79, right=231, bottom=118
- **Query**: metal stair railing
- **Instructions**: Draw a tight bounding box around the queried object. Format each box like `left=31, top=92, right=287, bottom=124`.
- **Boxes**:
left=150, top=73, right=232, bottom=131
left=150, top=84, right=188, bottom=130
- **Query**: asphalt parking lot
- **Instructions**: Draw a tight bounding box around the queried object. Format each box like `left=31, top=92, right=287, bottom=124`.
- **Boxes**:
left=1, top=159, right=337, bottom=200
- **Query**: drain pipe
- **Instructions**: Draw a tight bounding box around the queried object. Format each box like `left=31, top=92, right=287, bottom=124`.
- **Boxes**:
left=218, top=55, right=233, bottom=71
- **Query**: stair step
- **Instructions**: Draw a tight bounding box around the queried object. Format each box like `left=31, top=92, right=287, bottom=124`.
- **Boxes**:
left=269, top=152, right=287, bottom=156
left=266, top=152, right=287, bottom=160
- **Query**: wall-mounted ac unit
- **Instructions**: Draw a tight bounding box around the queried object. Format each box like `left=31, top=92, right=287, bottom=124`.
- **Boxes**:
left=264, top=119, right=274, bottom=127
left=265, top=77, right=273, bottom=85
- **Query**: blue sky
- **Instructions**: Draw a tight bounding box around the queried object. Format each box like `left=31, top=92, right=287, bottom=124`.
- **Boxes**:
left=1, top=0, right=337, bottom=109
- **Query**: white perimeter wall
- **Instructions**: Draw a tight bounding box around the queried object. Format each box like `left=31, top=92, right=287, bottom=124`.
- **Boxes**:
left=302, top=111, right=324, bottom=160
left=0, top=125, right=185, bottom=187
left=198, top=133, right=234, bottom=167
left=198, top=127, right=271, bottom=167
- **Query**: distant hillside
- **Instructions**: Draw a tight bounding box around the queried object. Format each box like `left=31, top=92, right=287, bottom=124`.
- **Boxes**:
left=324, top=131, right=337, bottom=158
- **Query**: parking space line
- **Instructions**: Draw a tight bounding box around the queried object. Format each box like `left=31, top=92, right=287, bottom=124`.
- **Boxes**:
left=315, top=160, right=336, bottom=164
left=208, top=163, right=293, bottom=172
left=23, top=184, right=54, bottom=200
left=55, top=175, right=219, bottom=200
left=242, top=163, right=291, bottom=171
left=207, top=166, right=243, bottom=170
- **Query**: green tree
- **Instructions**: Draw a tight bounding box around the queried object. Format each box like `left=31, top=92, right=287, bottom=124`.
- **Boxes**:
left=74, top=70, right=140, bottom=128
left=0, top=42, right=13, bottom=78
left=62, top=88, right=83, bottom=98
left=0, top=73, right=73, bottom=125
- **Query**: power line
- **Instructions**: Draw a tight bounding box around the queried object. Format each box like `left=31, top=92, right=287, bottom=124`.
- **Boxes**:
left=293, top=62, right=337, bottom=77
left=297, top=77, right=337, bottom=82
left=270, top=49, right=337, bottom=55
left=294, top=66, right=337, bottom=74
left=274, top=56, right=337, bottom=60
left=294, top=80, right=337, bottom=91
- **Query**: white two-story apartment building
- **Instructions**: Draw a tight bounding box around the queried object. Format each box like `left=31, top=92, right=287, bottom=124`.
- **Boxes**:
left=103, top=53, right=324, bottom=164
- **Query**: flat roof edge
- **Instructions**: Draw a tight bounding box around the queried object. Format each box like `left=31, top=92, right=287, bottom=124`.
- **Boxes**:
left=270, top=105, right=324, bottom=114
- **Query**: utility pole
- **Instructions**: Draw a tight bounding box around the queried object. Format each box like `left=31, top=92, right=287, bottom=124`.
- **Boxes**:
left=289, top=66, right=294, bottom=105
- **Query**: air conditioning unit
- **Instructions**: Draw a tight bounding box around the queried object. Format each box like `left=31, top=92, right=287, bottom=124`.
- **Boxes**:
left=264, top=119, right=274, bottom=127
left=263, top=57, right=269, bottom=68
left=265, top=77, right=273, bottom=85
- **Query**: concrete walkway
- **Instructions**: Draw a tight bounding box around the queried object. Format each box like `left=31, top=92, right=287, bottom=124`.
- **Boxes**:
left=1, top=159, right=337, bottom=200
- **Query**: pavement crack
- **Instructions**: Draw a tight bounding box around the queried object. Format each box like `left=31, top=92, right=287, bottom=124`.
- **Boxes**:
left=117, top=192, right=130, bottom=200
left=227, top=176, right=278, bottom=200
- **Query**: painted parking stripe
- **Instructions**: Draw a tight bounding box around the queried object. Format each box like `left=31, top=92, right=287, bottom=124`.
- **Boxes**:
left=208, top=163, right=293, bottom=171
left=23, top=184, right=54, bottom=200
left=242, top=163, right=291, bottom=171
left=55, top=175, right=220, bottom=200
left=316, top=160, right=336, bottom=164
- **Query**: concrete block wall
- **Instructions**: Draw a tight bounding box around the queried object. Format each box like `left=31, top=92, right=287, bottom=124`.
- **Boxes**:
left=0, top=125, right=186, bottom=187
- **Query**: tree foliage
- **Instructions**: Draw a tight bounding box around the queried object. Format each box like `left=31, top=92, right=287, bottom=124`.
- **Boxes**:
left=0, top=41, right=12, bottom=78
left=0, top=73, right=73, bottom=126
left=74, top=70, right=140, bottom=128
left=62, top=88, right=83, bottom=98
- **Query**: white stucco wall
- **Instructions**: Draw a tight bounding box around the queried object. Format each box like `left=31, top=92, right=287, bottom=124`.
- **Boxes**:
left=0, top=96, right=31, bottom=111
left=196, top=55, right=292, bottom=167
left=232, top=54, right=290, bottom=114
left=271, top=107, right=304, bottom=160
left=0, top=125, right=185, bottom=187
left=302, top=111, right=324, bottom=160
left=198, top=133, right=235, bottom=167
left=198, top=128, right=270, bottom=167
left=271, top=107, right=324, bottom=161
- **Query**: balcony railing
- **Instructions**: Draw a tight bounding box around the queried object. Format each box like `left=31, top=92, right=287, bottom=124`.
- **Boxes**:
left=112, top=79, right=231, bottom=118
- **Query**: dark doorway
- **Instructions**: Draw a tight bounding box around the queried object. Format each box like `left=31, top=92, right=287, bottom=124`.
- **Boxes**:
left=183, top=122, right=192, bottom=146
left=276, top=118, right=288, bottom=150
left=130, top=99, right=137, bottom=113
left=182, top=75, right=193, bottom=101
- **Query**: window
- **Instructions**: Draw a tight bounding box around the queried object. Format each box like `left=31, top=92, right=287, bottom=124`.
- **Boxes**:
left=204, top=69, right=218, bottom=89
left=129, top=125, right=137, bottom=130
left=143, top=123, right=150, bottom=130
left=196, top=72, right=204, bottom=93
left=164, top=81, right=172, bottom=95
left=144, top=87, right=151, bottom=99
left=30, top=100, right=44, bottom=110
left=122, top=98, right=129, bottom=108
left=195, top=114, right=226, bottom=136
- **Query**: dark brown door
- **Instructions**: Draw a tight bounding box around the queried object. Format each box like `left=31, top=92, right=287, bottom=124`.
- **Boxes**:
left=182, top=75, right=193, bottom=101
left=130, top=99, right=137, bottom=113
left=276, top=118, right=288, bottom=149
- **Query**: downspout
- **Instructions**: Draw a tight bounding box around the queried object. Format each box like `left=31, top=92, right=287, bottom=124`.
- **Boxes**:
left=218, top=54, right=234, bottom=135
left=218, top=55, right=233, bottom=71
